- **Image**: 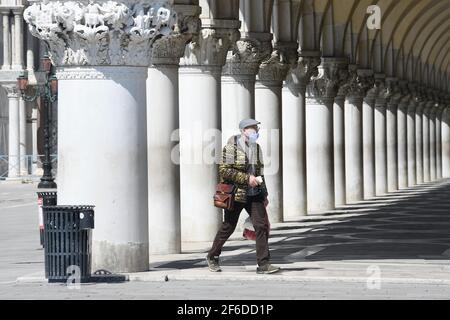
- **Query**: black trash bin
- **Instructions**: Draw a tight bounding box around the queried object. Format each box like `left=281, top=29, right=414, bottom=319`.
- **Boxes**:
left=37, top=192, right=57, bottom=247
left=42, top=205, right=95, bottom=283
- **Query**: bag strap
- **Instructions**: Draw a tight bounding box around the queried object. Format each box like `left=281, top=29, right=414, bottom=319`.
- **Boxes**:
left=234, top=135, right=238, bottom=163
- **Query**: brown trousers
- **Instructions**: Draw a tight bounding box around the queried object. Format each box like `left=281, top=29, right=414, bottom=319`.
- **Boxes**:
left=208, top=196, right=270, bottom=266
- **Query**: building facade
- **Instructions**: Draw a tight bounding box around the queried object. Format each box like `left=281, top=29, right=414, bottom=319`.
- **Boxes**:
left=0, top=0, right=56, bottom=179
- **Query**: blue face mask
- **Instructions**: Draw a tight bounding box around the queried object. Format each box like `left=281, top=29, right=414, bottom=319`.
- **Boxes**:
left=248, top=132, right=259, bottom=143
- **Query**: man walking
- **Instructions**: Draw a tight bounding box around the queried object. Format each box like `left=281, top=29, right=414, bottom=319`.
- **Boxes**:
left=206, top=119, right=280, bottom=274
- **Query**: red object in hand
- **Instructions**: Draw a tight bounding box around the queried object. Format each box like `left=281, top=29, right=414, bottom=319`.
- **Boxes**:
left=242, top=205, right=270, bottom=241
left=243, top=227, right=257, bottom=241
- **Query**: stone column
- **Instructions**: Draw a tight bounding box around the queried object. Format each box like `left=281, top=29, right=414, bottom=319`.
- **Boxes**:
left=282, top=52, right=320, bottom=219
left=397, top=82, right=410, bottom=189
left=429, top=104, right=437, bottom=181
left=26, top=26, right=35, bottom=71
left=423, top=102, right=432, bottom=182
left=416, top=100, right=425, bottom=183
left=342, top=67, right=373, bottom=203
left=0, top=102, right=7, bottom=174
left=363, top=86, right=378, bottom=199
left=57, top=66, right=150, bottom=272
left=179, top=25, right=239, bottom=243
left=147, top=7, right=199, bottom=255
left=255, top=51, right=289, bottom=223
left=397, top=97, right=409, bottom=189
left=436, top=103, right=445, bottom=179
left=374, top=75, right=388, bottom=195
left=10, top=16, right=15, bottom=67
left=407, top=87, right=418, bottom=186
left=331, top=58, right=349, bottom=207
left=305, top=58, right=340, bottom=213
left=25, top=0, right=181, bottom=273
left=333, top=91, right=346, bottom=206
left=19, top=97, right=27, bottom=175
left=221, top=36, right=271, bottom=145
left=5, top=86, right=20, bottom=178
left=12, top=7, right=24, bottom=70
left=386, top=78, right=400, bottom=192
left=443, top=106, right=450, bottom=178
left=25, top=26, right=38, bottom=175
left=2, top=11, right=11, bottom=70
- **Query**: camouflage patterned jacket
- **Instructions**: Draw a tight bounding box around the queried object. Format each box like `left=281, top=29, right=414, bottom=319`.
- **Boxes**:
left=218, top=134, right=268, bottom=203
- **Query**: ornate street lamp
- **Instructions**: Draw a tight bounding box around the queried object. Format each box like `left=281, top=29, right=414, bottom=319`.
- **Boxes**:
left=17, top=55, right=57, bottom=189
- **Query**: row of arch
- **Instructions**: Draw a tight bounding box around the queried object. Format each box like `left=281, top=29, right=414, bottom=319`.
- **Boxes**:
left=199, top=0, right=449, bottom=91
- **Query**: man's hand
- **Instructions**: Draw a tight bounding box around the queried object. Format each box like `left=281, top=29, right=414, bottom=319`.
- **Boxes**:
left=248, top=175, right=259, bottom=188
left=263, top=197, right=269, bottom=208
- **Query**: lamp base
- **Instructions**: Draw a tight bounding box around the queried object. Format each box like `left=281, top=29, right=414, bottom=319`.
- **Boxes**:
left=38, top=180, right=57, bottom=189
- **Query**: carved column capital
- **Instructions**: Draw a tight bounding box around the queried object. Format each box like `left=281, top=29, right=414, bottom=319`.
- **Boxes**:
left=436, top=90, right=447, bottom=106
left=285, top=52, right=321, bottom=91
left=365, top=73, right=383, bottom=103
left=256, top=50, right=289, bottom=83
left=398, top=80, right=412, bottom=108
left=436, top=95, right=447, bottom=113
left=305, top=57, right=344, bottom=103
left=416, top=85, right=428, bottom=103
left=425, top=100, right=435, bottom=109
left=385, top=77, right=402, bottom=106
left=180, top=26, right=240, bottom=67
left=222, top=36, right=272, bottom=76
left=373, top=74, right=389, bottom=106
left=24, top=0, right=180, bottom=67
left=151, top=34, right=190, bottom=65
left=151, top=5, right=201, bottom=65
left=425, top=87, right=437, bottom=102
left=340, top=65, right=374, bottom=100
left=274, top=41, right=299, bottom=66
left=3, top=84, right=19, bottom=98
left=407, top=81, right=418, bottom=94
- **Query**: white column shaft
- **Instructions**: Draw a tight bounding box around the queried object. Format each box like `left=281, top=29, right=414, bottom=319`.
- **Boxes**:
left=407, top=104, right=416, bottom=186
left=19, top=97, right=27, bottom=175
left=345, top=96, right=364, bottom=203
left=26, top=28, right=35, bottom=71
left=387, top=103, right=398, bottom=191
left=10, top=19, right=15, bottom=69
left=306, top=98, right=334, bottom=212
left=7, top=93, right=19, bottom=177
left=13, top=13, right=23, bottom=69
left=255, top=80, right=283, bottom=223
left=436, top=108, right=443, bottom=179
left=57, top=66, right=149, bottom=273
left=2, top=13, right=11, bottom=70
left=423, top=107, right=431, bottom=182
left=179, top=66, right=222, bottom=243
left=429, top=110, right=437, bottom=180
left=363, top=98, right=376, bottom=198
left=397, top=104, right=408, bottom=188
left=442, top=107, right=450, bottom=178
left=333, top=96, right=345, bottom=206
left=282, top=84, right=307, bottom=219
left=375, top=104, right=387, bottom=195
left=147, top=64, right=181, bottom=255
left=416, top=105, right=424, bottom=183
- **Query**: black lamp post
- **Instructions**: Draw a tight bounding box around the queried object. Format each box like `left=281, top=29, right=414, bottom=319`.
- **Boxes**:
left=17, top=55, right=57, bottom=189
